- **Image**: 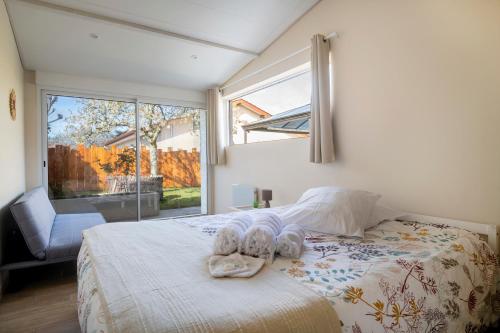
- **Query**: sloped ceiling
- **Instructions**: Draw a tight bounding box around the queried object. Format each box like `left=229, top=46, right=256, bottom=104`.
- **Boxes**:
left=6, top=0, right=319, bottom=90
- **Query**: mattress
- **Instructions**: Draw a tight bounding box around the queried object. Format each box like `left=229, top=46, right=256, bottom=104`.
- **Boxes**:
left=78, top=211, right=499, bottom=333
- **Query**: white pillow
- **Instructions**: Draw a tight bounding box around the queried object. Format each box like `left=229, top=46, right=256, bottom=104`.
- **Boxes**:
left=366, top=204, right=404, bottom=229
left=279, top=187, right=381, bottom=238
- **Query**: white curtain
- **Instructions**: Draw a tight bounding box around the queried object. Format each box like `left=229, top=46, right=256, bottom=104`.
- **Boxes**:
left=310, top=34, right=335, bottom=163
left=207, top=87, right=226, bottom=165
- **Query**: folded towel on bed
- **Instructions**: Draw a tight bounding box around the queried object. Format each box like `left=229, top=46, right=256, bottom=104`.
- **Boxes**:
left=241, top=212, right=283, bottom=263
left=213, top=213, right=253, bottom=255
left=277, top=224, right=305, bottom=258
left=208, top=253, right=265, bottom=278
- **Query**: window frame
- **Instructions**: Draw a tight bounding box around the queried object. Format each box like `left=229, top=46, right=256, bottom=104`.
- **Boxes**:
left=224, top=65, right=311, bottom=146
left=40, top=89, right=209, bottom=220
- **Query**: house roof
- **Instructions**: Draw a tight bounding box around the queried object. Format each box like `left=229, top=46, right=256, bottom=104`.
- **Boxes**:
left=104, top=112, right=192, bottom=146
left=242, top=104, right=310, bottom=134
left=104, top=130, right=136, bottom=146
left=232, top=99, right=271, bottom=118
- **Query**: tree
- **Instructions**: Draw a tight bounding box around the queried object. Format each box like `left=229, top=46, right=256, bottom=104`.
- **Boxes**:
left=66, top=99, right=134, bottom=146
left=66, top=99, right=198, bottom=176
left=98, top=147, right=136, bottom=176
left=139, top=103, right=197, bottom=176
left=47, top=132, right=76, bottom=147
left=47, top=95, right=63, bottom=133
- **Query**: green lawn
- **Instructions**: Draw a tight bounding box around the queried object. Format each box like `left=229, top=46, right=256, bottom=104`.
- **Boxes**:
left=52, top=187, right=201, bottom=210
left=161, top=187, right=201, bottom=210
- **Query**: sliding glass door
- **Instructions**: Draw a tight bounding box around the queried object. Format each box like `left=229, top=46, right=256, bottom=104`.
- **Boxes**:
left=43, top=92, right=206, bottom=222
left=138, top=102, right=204, bottom=219
left=44, top=94, right=138, bottom=221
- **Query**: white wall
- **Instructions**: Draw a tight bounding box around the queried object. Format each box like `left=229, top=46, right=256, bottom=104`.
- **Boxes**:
left=0, top=1, right=25, bottom=204
left=0, top=0, right=25, bottom=286
left=215, top=0, right=500, bottom=227
left=24, top=70, right=37, bottom=189
left=24, top=71, right=206, bottom=189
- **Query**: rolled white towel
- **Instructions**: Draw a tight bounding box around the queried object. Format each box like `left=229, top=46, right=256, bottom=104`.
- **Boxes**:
left=253, top=212, right=282, bottom=234
left=277, top=224, right=305, bottom=259
left=241, top=212, right=283, bottom=263
left=213, top=213, right=253, bottom=255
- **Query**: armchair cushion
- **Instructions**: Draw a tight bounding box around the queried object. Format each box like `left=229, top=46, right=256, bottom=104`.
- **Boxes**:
left=10, top=186, right=56, bottom=259
left=46, top=213, right=105, bottom=260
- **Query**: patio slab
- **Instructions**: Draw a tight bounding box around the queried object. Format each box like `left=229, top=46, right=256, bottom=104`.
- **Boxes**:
left=155, top=206, right=202, bottom=219
left=50, top=195, right=201, bottom=221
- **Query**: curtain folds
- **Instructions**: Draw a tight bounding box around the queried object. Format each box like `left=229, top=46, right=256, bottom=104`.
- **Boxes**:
left=207, top=87, right=226, bottom=165
left=310, top=34, right=335, bottom=163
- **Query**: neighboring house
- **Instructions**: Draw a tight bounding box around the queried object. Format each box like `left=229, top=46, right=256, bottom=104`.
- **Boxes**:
left=104, top=130, right=138, bottom=148
left=106, top=99, right=279, bottom=149
left=231, top=99, right=271, bottom=144
left=105, top=115, right=200, bottom=151
left=241, top=104, right=309, bottom=144
left=105, top=100, right=309, bottom=149
left=232, top=99, right=309, bottom=144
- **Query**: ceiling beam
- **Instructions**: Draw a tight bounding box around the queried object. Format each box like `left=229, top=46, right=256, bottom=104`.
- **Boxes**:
left=14, top=0, right=260, bottom=56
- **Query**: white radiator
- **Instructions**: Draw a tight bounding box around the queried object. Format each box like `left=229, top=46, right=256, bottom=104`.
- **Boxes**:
left=231, top=184, right=256, bottom=208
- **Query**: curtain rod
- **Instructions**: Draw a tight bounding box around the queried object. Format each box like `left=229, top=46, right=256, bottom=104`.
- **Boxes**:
left=220, top=32, right=338, bottom=92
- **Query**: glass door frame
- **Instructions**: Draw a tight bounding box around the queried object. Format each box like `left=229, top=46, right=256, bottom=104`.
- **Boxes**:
left=41, top=89, right=208, bottom=221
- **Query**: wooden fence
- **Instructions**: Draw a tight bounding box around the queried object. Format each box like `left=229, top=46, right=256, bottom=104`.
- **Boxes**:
left=48, top=144, right=200, bottom=196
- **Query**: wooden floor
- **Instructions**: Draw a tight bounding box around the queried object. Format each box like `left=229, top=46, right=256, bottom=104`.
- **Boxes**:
left=0, top=262, right=80, bottom=333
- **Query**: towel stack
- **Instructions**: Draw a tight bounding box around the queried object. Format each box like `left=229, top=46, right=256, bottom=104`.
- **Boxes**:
left=213, top=213, right=253, bottom=255
left=276, top=224, right=305, bottom=259
left=240, top=212, right=283, bottom=263
left=211, top=212, right=305, bottom=277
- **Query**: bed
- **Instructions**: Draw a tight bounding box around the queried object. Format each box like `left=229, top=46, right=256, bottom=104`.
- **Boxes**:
left=77, top=208, right=499, bottom=333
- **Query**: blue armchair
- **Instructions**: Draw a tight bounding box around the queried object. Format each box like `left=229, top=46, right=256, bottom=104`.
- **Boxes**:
left=1, top=186, right=105, bottom=271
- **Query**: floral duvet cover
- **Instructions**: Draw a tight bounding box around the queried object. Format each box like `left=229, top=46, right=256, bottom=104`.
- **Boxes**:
left=78, top=212, right=499, bottom=333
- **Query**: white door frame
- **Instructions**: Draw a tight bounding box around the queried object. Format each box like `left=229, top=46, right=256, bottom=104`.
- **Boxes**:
left=41, top=89, right=137, bottom=189
left=41, top=89, right=208, bottom=220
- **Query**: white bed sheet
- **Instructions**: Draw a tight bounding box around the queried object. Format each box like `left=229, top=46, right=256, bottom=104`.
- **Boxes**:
left=78, top=212, right=499, bottom=333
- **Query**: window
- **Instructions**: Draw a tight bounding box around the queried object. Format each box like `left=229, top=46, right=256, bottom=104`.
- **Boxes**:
left=230, top=71, right=311, bottom=144
left=138, top=102, right=203, bottom=218
left=45, top=94, right=139, bottom=222
left=43, top=92, right=207, bottom=222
